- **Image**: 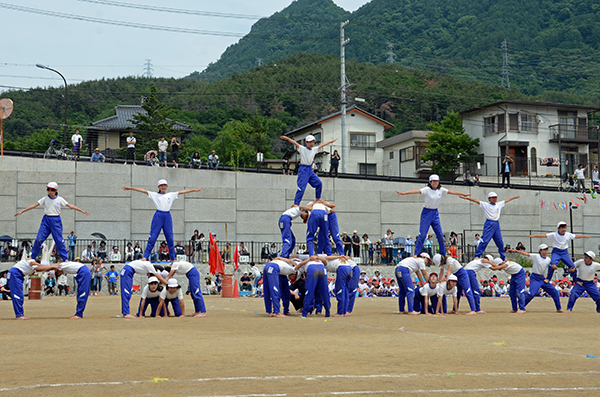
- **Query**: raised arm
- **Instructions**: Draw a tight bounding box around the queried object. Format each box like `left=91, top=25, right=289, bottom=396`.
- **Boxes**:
left=447, top=190, right=470, bottom=197
left=14, top=202, right=40, bottom=217
left=396, top=190, right=421, bottom=195
left=317, top=139, right=337, bottom=150
left=178, top=188, right=203, bottom=195
left=122, top=186, right=149, bottom=195
left=280, top=135, right=301, bottom=148
left=66, top=203, right=90, bottom=216
left=504, top=195, right=520, bottom=204
left=507, top=248, right=530, bottom=257
left=460, top=196, right=481, bottom=205
left=574, top=234, right=591, bottom=239
left=526, top=234, right=547, bottom=238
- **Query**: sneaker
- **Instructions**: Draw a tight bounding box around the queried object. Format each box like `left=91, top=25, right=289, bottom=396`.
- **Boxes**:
left=133, top=162, right=137, bottom=166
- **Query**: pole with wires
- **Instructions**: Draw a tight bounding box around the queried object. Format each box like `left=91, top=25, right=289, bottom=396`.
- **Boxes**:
left=340, top=20, right=350, bottom=174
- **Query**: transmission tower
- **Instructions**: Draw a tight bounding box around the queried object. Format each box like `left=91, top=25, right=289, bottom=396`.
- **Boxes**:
left=255, top=58, right=264, bottom=67
left=144, top=59, right=153, bottom=78
left=385, top=43, right=395, bottom=64
left=501, top=39, right=510, bottom=89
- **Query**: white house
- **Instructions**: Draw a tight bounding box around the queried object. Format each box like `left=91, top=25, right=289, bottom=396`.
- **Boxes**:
left=285, top=106, right=394, bottom=175
left=377, top=130, right=432, bottom=178
left=461, top=100, right=600, bottom=176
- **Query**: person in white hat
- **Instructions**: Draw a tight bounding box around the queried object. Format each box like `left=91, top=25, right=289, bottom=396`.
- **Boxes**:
left=262, top=257, right=298, bottom=317
left=508, top=244, right=564, bottom=312
left=461, top=192, right=520, bottom=260
left=157, top=278, right=185, bottom=317
left=14, top=182, right=90, bottom=262
left=566, top=251, right=600, bottom=312
left=394, top=253, right=430, bottom=315
left=122, top=180, right=202, bottom=262
left=437, top=274, right=460, bottom=315
left=164, top=260, right=207, bottom=317
left=280, top=134, right=337, bottom=206
left=463, top=255, right=495, bottom=313
left=7, top=258, right=60, bottom=319
left=136, top=276, right=163, bottom=318
left=396, top=174, right=469, bottom=258
left=432, top=254, right=478, bottom=315
left=489, top=257, right=527, bottom=314
left=527, top=222, right=590, bottom=281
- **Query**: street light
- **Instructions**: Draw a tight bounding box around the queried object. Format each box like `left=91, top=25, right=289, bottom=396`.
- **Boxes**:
left=36, top=64, right=68, bottom=147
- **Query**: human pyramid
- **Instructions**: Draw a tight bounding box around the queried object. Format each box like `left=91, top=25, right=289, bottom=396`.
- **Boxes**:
left=6, top=134, right=600, bottom=320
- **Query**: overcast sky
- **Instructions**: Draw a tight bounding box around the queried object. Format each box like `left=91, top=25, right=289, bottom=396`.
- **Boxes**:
left=0, top=0, right=370, bottom=93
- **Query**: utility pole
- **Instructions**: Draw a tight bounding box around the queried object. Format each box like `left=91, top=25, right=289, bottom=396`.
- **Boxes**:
left=501, top=39, right=510, bottom=89
left=385, top=43, right=395, bottom=64
left=340, top=20, right=350, bottom=174
left=255, top=58, right=264, bottom=67
left=144, top=59, right=153, bottom=78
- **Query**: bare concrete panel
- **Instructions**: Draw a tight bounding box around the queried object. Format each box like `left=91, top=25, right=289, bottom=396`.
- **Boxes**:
left=237, top=189, right=286, bottom=211
left=185, top=199, right=236, bottom=222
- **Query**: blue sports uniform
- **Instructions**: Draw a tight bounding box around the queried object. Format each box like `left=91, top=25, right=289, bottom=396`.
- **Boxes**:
left=143, top=191, right=179, bottom=261
left=475, top=200, right=507, bottom=260
left=327, top=211, right=344, bottom=255
left=30, top=195, right=70, bottom=261
left=464, top=257, right=493, bottom=312
left=394, top=257, right=426, bottom=313
left=59, top=262, right=92, bottom=318
left=346, top=264, right=361, bottom=313
left=306, top=205, right=329, bottom=256
left=120, top=260, right=159, bottom=316
left=545, top=231, right=578, bottom=281
left=326, top=259, right=354, bottom=315
left=413, top=285, right=446, bottom=314
left=566, top=259, right=600, bottom=312
left=279, top=207, right=305, bottom=258
left=263, top=260, right=294, bottom=315
left=7, top=260, right=39, bottom=318
left=161, top=288, right=184, bottom=316
left=171, top=261, right=206, bottom=314
left=294, top=145, right=322, bottom=205
left=137, top=285, right=162, bottom=317
left=524, top=253, right=562, bottom=311
left=503, top=261, right=527, bottom=312
left=301, top=261, right=331, bottom=317
left=413, top=186, right=449, bottom=256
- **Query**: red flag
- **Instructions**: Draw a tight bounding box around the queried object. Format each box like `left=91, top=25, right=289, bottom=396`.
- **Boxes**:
left=208, top=233, right=224, bottom=275
left=233, top=244, right=240, bottom=271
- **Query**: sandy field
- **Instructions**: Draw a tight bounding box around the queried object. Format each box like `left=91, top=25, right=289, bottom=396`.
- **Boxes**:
left=1, top=294, right=599, bottom=397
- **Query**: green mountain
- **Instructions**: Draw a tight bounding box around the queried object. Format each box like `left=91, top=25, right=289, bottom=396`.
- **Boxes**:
left=192, top=0, right=600, bottom=97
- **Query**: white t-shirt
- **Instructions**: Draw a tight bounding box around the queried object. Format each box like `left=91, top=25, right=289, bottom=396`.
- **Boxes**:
left=282, top=207, right=303, bottom=220
left=419, top=283, right=439, bottom=297
left=250, top=266, right=261, bottom=279
left=127, top=260, right=158, bottom=275
left=479, top=201, right=506, bottom=221
left=420, top=187, right=449, bottom=209
left=148, top=191, right=179, bottom=212
left=546, top=232, right=575, bottom=250
left=38, top=196, right=68, bottom=216
left=141, top=285, right=162, bottom=299
left=574, top=168, right=585, bottom=180
left=13, top=259, right=39, bottom=276
left=158, top=140, right=168, bottom=152
left=358, top=281, right=368, bottom=293
left=160, top=287, right=184, bottom=300
left=325, top=259, right=352, bottom=274
left=271, top=259, right=296, bottom=276
left=530, top=254, right=551, bottom=276
left=441, top=257, right=463, bottom=274
left=503, top=261, right=523, bottom=275
left=464, top=258, right=491, bottom=272
left=437, top=281, right=457, bottom=297
left=592, top=169, right=599, bottom=182
left=59, top=261, right=85, bottom=274
left=58, top=275, right=68, bottom=286
left=297, top=260, right=323, bottom=274
left=574, top=259, right=600, bottom=281
left=311, top=202, right=328, bottom=212
left=127, top=136, right=136, bottom=148
left=171, top=261, right=194, bottom=275
left=299, top=145, right=317, bottom=165
left=71, top=133, right=82, bottom=145
left=399, top=257, right=426, bottom=274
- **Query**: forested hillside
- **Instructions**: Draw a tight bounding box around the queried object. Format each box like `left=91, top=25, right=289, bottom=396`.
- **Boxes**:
left=193, top=0, right=600, bottom=97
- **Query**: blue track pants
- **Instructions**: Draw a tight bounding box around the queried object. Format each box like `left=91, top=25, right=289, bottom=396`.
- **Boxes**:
left=302, top=264, right=330, bottom=317
left=31, top=215, right=68, bottom=261
left=347, top=266, right=361, bottom=313
left=294, top=164, right=322, bottom=205
left=279, top=215, right=296, bottom=258
left=414, top=208, right=446, bottom=256
left=525, top=273, right=562, bottom=310
left=395, top=266, right=415, bottom=312
left=144, top=210, right=175, bottom=261
left=475, top=219, right=506, bottom=260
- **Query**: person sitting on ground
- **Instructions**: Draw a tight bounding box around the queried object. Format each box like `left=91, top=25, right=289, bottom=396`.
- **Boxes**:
left=174, top=241, right=185, bottom=258
left=109, top=246, right=121, bottom=263
left=463, top=169, right=474, bottom=186
left=494, top=280, right=508, bottom=297
left=190, top=151, right=202, bottom=169
left=158, top=242, right=169, bottom=261
left=44, top=272, right=57, bottom=296
left=90, top=148, right=105, bottom=162
left=208, top=150, right=219, bottom=170
left=357, top=278, right=369, bottom=297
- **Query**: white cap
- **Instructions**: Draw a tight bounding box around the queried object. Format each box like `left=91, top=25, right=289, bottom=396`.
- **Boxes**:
left=148, top=276, right=159, bottom=284
left=432, top=254, right=442, bottom=266
left=429, top=174, right=440, bottom=182
left=407, top=235, right=411, bottom=239
left=305, top=135, right=315, bottom=142
left=353, top=230, right=357, bottom=233
left=493, top=258, right=503, bottom=265
left=488, top=191, right=498, bottom=198
left=157, top=179, right=168, bottom=187
left=167, top=278, right=179, bottom=288
left=538, top=243, right=549, bottom=250
left=447, top=274, right=458, bottom=282
left=419, top=253, right=431, bottom=260
left=46, top=182, right=58, bottom=190
left=584, top=251, right=596, bottom=259
left=557, top=221, right=567, bottom=228
left=485, top=255, right=494, bottom=262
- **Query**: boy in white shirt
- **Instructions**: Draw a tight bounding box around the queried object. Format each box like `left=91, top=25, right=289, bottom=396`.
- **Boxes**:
left=437, top=274, right=459, bottom=315
left=157, top=278, right=185, bottom=317
left=566, top=251, right=600, bottom=312
left=7, top=258, right=59, bottom=319
left=489, top=258, right=527, bottom=314
left=414, top=272, right=441, bottom=315
left=157, top=136, right=168, bottom=167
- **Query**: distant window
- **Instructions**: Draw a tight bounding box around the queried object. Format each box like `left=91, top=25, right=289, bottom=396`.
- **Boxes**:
left=484, top=116, right=498, bottom=135
left=389, top=151, right=394, bottom=160
left=350, top=133, right=375, bottom=148
left=531, top=147, right=537, bottom=173
left=520, top=114, right=537, bottom=132
left=359, top=163, right=377, bottom=175
left=400, top=147, right=414, bottom=162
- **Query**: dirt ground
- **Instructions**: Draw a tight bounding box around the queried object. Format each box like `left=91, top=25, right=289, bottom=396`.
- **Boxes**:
left=1, top=294, right=599, bottom=397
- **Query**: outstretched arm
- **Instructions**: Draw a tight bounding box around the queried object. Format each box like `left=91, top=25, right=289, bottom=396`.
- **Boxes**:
left=66, top=204, right=90, bottom=216
left=526, top=234, right=547, bottom=238
left=396, top=190, right=421, bottom=195
left=122, top=186, right=149, bottom=195
left=317, top=139, right=337, bottom=150
left=316, top=198, right=335, bottom=208
left=460, top=196, right=481, bottom=205
left=507, top=248, right=530, bottom=257
left=574, top=235, right=591, bottom=239
left=15, top=202, right=40, bottom=217
left=504, top=195, right=520, bottom=204
left=447, top=190, right=470, bottom=197
left=178, top=188, right=202, bottom=195
left=280, top=136, right=301, bottom=148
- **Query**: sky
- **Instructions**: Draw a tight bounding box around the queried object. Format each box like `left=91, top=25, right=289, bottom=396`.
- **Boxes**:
left=0, top=0, right=371, bottom=93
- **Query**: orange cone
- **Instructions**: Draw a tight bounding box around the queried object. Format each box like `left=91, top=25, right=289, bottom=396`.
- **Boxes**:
left=232, top=278, right=240, bottom=298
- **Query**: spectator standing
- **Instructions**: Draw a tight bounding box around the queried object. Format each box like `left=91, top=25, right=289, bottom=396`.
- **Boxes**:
left=71, top=129, right=83, bottom=161
left=208, top=150, right=219, bottom=170
left=423, top=234, right=433, bottom=258
left=190, top=231, right=204, bottom=263
left=592, top=165, right=599, bottom=190
left=474, top=234, right=481, bottom=247
left=351, top=231, right=361, bottom=258
left=341, top=233, right=352, bottom=256
left=124, top=131, right=136, bottom=166
left=405, top=235, right=414, bottom=258
left=67, top=231, right=77, bottom=261
left=170, top=137, right=180, bottom=168
left=282, top=158, right=290, bottom=175
left=90, top=259, right=106, bottom=296
left=574, top=163, right=587, bottom=192
left=361, top=234, right=371, bottom=264
left=158, top=136, right=168, bottom=167
left=329, top=150, right=340, bottom=177
left=105, top=265, right=119, bottom=295
left=90, top=148, right=105, bottom=162
left=501, top=155, right=514, bottom=188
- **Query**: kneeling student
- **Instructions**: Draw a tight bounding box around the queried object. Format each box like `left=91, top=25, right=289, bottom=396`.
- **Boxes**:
left=157, top=278, right=185, bottom=317
left=137, top=276, right=163, bottom=317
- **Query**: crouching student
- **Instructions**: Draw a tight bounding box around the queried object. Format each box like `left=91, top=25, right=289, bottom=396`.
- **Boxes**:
left=7, top=258, right=59, bottom=319
left=295, top=256, right=330, bottom=317
left=566, top=251, right=600, bottom=313
left=414, top=272, right=444, bottom=315
left=263, top=257, right=296, bottom=317
left=137, top=276, right=163, bottom=317
left=489, top=258, right=527, bottom=314
left=164, top=261, right=206, bottom=317
left=157, top=278, right=185, bottom=317
left=436, top=274, right=459, bottom=315
left=56, top=261, right=92, bottom=319
left=120, top=259, right=168, bottom=319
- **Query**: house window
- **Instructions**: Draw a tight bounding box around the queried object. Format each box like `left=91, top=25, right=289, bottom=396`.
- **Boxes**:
left=530, top=147, right=537, bottom=173
left=389, top=151, right=394, bottom=160
left=520, top=114, right=537, bottom=132
left=359, top=163, right=377, bottom=175
left=416, top=144, right=431, bottom=168
left=509, top=113, right=519, bottom=131
left=484, top=116, right=498, bottom=135
left=558, top=111, right=577, bottom=139
left=350, top=133, right=375, bottom=148
left=400, top=147, right=414, bottom=162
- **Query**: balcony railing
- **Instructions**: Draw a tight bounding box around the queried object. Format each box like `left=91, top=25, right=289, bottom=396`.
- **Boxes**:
left=549, top=124, right=599, bottom=142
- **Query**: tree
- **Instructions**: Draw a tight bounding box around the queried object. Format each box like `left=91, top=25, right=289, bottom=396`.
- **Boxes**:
left=421, top=112, right=479, bottom=178
left=130, top=84, right=175, bottom=133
